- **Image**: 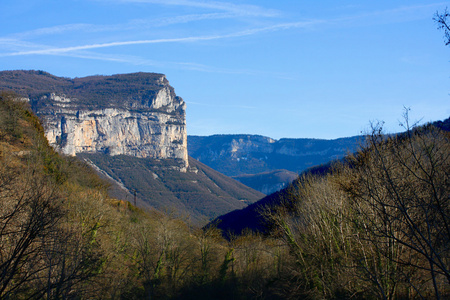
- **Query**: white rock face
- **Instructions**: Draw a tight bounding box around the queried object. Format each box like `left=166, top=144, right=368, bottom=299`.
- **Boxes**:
left=228, top=136, right=276, bottom=159
left=38, top=84, right=188, bottom=171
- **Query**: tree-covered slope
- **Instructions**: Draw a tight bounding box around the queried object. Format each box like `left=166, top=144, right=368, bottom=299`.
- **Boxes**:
left=78, top=153, right=264, bottom=224
left=214, top=117, right=450, bottom=237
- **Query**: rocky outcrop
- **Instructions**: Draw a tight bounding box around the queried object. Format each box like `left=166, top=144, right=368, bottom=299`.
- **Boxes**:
left=42, top=91, right=188, bottom=170
left=0, top=71, right=189, bottom=171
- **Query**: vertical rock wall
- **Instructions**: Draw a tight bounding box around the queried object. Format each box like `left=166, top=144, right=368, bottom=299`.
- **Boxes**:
left=26, top=73, right=189, bottom=171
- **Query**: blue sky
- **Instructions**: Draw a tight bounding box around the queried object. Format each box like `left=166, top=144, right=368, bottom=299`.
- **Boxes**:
left=1, top=0, right=449, bottom=139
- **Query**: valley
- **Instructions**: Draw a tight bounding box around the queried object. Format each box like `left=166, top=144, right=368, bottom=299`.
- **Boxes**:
left=0, top=70, right=448, bottom=299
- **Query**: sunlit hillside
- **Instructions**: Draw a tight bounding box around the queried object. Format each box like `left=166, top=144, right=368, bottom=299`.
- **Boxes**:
left=1, top=91, right=448, bottom=299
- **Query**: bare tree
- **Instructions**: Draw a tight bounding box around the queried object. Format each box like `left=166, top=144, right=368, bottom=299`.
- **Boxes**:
left=0, top=153, right=64, bottom=298
left=434, top=8, right=450, bottom=45
left=340, top=115, right=450, bottom=299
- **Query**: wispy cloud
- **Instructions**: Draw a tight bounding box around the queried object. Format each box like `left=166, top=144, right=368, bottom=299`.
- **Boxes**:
left=9, top=12, right=243, bottom=40
left=110, top=0, right=280, bottom=17
left=1, top=1, right=442, bottom=57
left=8, top=2, right=441, bottom=47
left=143, top=12, right=236, bottom=27
left=0, top=20, right=321, bottom=57
left=6, top=10, right=274, bottom=43
left=11, top=24, right=101, bottom=39
left=1, top=1, right=444, bottom=77
left=0, top=38, right=296, bottom=79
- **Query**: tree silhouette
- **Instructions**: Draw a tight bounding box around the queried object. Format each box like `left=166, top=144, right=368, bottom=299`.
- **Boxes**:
left=434, top=8, right=450, bottom=45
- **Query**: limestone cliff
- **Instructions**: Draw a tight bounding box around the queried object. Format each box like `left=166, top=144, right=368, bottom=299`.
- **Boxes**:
left=0, top=71, right=188, bottom=170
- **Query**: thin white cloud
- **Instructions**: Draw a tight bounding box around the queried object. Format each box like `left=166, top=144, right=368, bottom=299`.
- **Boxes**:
left=6, top=11, right=268, bottom=42
left=1, top=1, right=445, bottom=77
left=12, top=24, right=100, bottom=39
left=0, top=20, right=321, bottom=57
left=146, top=12, right=236, bottom=27
left=10, top=12, right=242, bottom=40
left=110, top=0, right=280, bottom=17
left=7, top=2, right=441, bottom=45
left=0, top=39, right=295, bottom=79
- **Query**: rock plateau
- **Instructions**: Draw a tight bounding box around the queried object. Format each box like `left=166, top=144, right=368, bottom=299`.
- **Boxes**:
left=0, top=70, right=188, bottom=170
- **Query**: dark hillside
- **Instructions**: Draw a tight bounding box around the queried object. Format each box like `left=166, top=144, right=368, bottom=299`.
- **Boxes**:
left=78, top=153, right=264, bottom=224
left=213, top=166, right=330, bottom=237
left=432, top=116, right=450, bottom=131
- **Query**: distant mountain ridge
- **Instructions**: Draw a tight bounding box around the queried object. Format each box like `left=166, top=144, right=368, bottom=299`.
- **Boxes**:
left=188, top=134, right=362, bottom=193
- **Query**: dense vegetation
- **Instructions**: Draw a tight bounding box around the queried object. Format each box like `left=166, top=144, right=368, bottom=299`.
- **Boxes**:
left=78, top=153, right=263, bottom=224
left=1, top=91, right=448, bottom=299
left=264, top=117, right=449, bottom=298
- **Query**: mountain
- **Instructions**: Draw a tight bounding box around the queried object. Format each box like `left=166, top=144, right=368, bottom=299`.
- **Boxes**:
left=188, top=134, right=362, bottom=193
left=0, top=91, right=268, bottom=298
left=0, top=70, right=264, bottom=223
left=0, top=70, right=189, bottom=169
left=212, top=116, right=450, bottom=236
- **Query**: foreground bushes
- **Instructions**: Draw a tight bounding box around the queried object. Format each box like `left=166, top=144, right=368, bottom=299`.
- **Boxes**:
left=264, top=121, right=449, bottom=299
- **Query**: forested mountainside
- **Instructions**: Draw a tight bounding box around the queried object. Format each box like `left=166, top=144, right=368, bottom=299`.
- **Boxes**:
left=78, top=153, right=264, bottom=223
left=1, top=92, right=449, bottom=299
left=189, top=117, right=450, bottom=196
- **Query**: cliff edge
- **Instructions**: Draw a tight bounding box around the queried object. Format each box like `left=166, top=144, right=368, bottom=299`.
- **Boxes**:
left=0, top=70, right=188, bottom=171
